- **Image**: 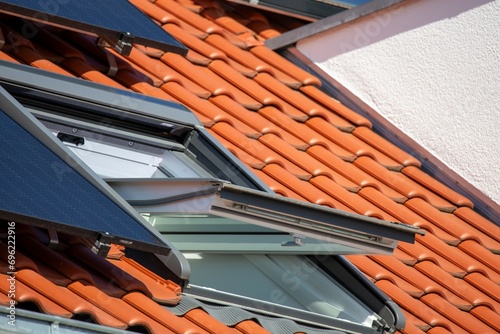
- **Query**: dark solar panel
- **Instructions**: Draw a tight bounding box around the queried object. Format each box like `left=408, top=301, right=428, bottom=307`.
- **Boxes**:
left=0, top=0, right=187, bottom=55
left=0, top=108, right=169, bottom=254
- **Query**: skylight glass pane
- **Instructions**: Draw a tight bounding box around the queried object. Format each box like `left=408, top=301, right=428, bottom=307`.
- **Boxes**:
left=25, top=107, right=212, bottom=180
left=144, top=214, right=369, bottom=255
left=185, top=254, right=377, bottom=326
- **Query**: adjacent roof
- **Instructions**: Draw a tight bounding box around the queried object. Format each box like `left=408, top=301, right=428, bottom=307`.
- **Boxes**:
left=0, top=0, right=499, bottom=333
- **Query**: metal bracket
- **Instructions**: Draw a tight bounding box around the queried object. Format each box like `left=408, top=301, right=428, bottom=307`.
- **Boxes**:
left=97, top=32, right=134, bottom=56
left=47, top=229, right=59, bottom=250
left=92, top=232, right=113, bottom=257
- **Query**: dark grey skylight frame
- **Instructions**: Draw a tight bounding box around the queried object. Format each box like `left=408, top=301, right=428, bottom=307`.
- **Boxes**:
left=0, top=61, right=271, bottom=191
left=0, top=85, right=175, bottom=256
left=0, top=0, right=187, bottom=56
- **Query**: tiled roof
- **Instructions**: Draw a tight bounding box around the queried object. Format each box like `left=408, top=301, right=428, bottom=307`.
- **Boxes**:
left=0, top=223, right=277, bottom=333
left=0, top=0, right=499, bottom=333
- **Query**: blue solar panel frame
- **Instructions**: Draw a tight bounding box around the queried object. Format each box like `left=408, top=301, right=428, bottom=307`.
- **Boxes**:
left=0, top=86, right=172, bottom=256
left=0, top=0, right=187, bottom=55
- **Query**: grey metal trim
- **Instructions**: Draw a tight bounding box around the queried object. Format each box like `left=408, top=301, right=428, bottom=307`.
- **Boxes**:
left=30, top=108, right=187, bottom=152
left=0, top=85, right=191, bottom=280
left=0, top=60, right=273, bottom=192
left=184, top=287, right=379, bottom=333
left=265, top=0, right=408, bottom=50
left=127, top=187, right=219, bottom=206
left=310, top=255, right=404, bottom=332
left=0, top=61, right=201, bottom=126
left=379, top=301, right=405, bottom=333
left=219, top=183, right=424, bottom=242
left=107, top=178, right=423, bottom=255
left=191, top=128, right=274, bottom=192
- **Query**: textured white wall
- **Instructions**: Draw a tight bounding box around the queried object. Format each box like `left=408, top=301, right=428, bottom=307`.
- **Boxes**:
left=297, top=0, right=500, bottom=204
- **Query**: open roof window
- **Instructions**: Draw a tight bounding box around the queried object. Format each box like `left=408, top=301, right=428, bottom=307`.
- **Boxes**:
left=108, top=178, right=423, bottom=255
left=0, top=0, right=187, bottom=55
left=0, top=61, right=270, bottom=190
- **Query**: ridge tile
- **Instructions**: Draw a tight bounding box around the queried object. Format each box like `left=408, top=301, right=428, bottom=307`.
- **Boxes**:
left=454, top=207, right=500, bottom=243
left=402, top=166, right=472, bottom=207
left=353, top=127, right=421, bottom=167
left=250, top=46, right=321, bottom=86
left=415, top=261, right=500, bottom=313
left=463, top=273, right=500, bottom=303
left=185, top=308, right=242, bottom=334
left=470, top=305, right=500, bottom=332
left=308, top=120, right=401, bottom=167
left=369, top=255, right=471, bottom=309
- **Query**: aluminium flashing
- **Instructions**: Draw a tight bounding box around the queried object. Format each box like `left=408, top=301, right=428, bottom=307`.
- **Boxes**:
left=311, top=255, right=405, bottom=331
left=0, top=86, right=191, bottom=281
left=189, top=128, right=274, bottom=192
left=183, top=286, right=380, bottom=334
left=0, top=61, right=201, bottom=127
left=265, top=0, right=408, bottom=50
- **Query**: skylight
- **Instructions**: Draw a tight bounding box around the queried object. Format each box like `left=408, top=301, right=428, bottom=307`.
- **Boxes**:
left=0, top=86, right=172, bottom=256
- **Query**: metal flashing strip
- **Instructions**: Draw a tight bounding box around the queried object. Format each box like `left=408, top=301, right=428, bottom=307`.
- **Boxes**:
left=0, top=61, right=200, bottom=127
left=181, top=287, right=379, bottom=334
left=311, top=255, right=405, bottom=331
left=107, top=178, right=423, bottom=255
left=265, top=0, right=408, bottom=50
left=0, top=0, right=187, bottom=56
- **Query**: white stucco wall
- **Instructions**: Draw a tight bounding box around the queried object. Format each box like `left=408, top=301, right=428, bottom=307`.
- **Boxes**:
left=297, top=0, right=500, bottom=204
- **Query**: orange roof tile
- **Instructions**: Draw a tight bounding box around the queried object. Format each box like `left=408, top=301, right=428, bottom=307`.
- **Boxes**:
left=1, top=224, right=280, bottom=333
left=1, top=1, right=499, bottom=333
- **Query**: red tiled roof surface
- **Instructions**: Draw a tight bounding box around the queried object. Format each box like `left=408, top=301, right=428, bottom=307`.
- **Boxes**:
left=1, top=0, right=499, bottom=333
left=0, top=223, right=267, bottom=333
